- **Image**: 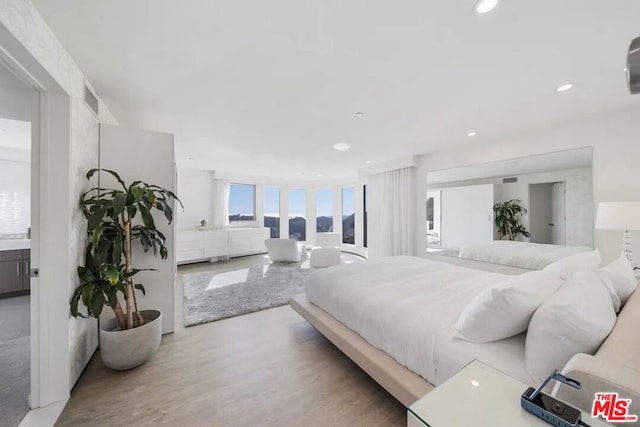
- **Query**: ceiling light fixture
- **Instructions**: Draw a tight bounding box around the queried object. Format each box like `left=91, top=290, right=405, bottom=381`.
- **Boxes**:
left=355, top=112, right=364, bottom=118
left=333, top=142, right=351, bottom=152
left=365, top=160, right=372, bottom=164
left=467, top=131, right=477, bottom=137
left=474, top=0, right=498, bottom=14
left=556, top=83, right=575, bottom=92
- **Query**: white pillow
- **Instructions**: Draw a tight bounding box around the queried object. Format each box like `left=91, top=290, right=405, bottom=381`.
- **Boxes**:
left=597, top=255, right=638, bottom=312
left=455, top=271, right=563, bottom=343
left=542, top=249, right=601, bottom=279
left=525, top=270, right=616, bottom=383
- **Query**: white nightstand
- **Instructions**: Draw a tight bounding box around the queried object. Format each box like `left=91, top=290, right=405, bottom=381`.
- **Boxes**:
left=408, top=360, right=612, bottom=427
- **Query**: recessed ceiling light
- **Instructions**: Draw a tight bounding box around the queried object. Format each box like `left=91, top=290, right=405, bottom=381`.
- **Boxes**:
left=556, top=83, right=575, bottom=92
left=467, top=131, right=477, bottom=137
left=333, top=142, right=351, bottom=152
left=365, top=160, right=372, bottom=164
left=474, top=0, right=498, bottom=14
left=471, top=380, right=480, bottom=387
left=355, top=112, right=364, bottom=118
left=0, top=129, right=5, bottom=133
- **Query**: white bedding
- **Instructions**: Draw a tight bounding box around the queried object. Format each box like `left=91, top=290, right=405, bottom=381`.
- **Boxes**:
left=459, top=241, right=592, bottom=270
left=304, top=256, right=534, bottom=387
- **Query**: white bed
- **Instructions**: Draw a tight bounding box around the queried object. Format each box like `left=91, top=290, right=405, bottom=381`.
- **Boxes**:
left=304, top=256, right=534, bottom=388
left=458, top=240, right=592, bottom=270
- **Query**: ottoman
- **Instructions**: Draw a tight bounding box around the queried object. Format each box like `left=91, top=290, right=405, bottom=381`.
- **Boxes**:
left=309, top=247, right=341, bottom=267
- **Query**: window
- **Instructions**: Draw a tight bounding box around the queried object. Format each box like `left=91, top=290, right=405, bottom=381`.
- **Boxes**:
left=316, top=189, right=333, bottom=232
left=288, top=189, right=306, bottom=241
left=264, top=187, right=280, bottom=238
left=0, top=161, right=30, bottom=238
left=228, top=183, right=255, bottom=222
left=363, top=185, right=368, bottom=248
left=342, top=187, right=355, bottom=244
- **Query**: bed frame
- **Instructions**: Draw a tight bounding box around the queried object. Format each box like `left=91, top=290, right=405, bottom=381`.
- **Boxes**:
left=289, top=294, right=433, bottom=407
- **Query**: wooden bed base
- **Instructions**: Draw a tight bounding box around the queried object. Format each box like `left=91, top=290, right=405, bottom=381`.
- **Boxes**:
left=289, top=294, right=434, bottom=407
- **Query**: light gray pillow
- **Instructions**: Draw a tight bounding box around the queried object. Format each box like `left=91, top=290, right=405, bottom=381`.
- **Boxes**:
left=597, top=255, right=638, bottom=312
left=456, top=271, right=563, bottom=343
left=525, top=270, right=616, bottom=384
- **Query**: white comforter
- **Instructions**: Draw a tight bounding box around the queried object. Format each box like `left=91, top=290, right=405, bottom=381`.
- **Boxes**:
left=304, top=256, right=534, bottom=386
left=459, top=241, right=591, bottom=270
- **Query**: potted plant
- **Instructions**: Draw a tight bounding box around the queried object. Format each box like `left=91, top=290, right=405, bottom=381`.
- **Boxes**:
left=70, top=168, right=181, bottom=370
left=493, top=199, right=532, bottom=241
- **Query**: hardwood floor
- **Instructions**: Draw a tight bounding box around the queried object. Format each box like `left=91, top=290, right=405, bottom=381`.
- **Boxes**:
left=56, top=256, right=406, bottom=426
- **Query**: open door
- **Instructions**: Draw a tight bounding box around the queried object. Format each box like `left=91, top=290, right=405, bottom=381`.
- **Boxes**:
left=551, top=182, right=566, bottom=245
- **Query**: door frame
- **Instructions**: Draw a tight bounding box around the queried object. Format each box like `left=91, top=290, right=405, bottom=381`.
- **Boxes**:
left=0, top=22, right=73, bottom=411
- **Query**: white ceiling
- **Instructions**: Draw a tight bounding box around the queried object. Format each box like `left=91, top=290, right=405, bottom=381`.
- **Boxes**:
left=30, top=1, right=640, bottom=181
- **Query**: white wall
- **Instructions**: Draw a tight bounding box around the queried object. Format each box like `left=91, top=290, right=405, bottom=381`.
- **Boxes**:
left=0, top=0, right=118, bottom=392
left=176, top=168, right=214, bottom=231
left=417, top=106, right=640, bottom=263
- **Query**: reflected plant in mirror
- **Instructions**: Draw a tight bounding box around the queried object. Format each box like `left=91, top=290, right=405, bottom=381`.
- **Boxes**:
left=493, top=199, right=531, bottom=241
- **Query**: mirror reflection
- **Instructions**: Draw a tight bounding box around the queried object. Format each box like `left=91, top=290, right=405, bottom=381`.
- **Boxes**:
left=426, top=147, right=594, bottom=270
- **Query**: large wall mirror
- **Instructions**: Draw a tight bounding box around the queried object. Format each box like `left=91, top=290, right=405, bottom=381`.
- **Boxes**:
left=426, top=147, right=594, bottom=269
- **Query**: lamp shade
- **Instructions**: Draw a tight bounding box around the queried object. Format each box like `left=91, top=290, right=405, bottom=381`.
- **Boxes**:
left=595, top=202, right=640, bottom=230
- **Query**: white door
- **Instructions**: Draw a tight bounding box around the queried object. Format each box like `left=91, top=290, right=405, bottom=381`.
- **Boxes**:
left=551, top=182, right=566, bottom=245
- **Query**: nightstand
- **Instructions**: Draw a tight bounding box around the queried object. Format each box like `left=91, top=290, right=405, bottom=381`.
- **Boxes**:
left=408, top=360, right=612, bottom=426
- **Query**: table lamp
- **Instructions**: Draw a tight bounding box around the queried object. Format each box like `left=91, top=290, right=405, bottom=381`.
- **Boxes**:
left=595, top=202, right=640, bottom=267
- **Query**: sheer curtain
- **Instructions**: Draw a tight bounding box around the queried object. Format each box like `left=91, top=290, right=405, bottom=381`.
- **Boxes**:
left=367, top=167, right=416, bottom=259
left=211, top=178, right=230, bottom=229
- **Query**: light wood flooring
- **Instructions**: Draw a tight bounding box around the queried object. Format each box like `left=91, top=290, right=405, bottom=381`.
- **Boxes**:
left=56, top=255, right=406, bottom=426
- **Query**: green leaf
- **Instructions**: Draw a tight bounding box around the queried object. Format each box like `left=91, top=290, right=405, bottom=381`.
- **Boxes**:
left=77, top=266, right=96, bottom=284
left=87, top=207, right=107, bottom=231
left=134, top=283, right=146, bottom=296
left=126, top=205, right=137, bottom=219
left=100, top=169, right=128, bottom=191
left=131, top=185, right=144, bottom=200
left=90, top=291, right=105, bottom=317
left=103, top=264, right=120, bottom=286
left=141, top=210, right=156, bottom=230
left=82, top=285, right=93, bottom=309
left=112, top=234, right=123, bottom=265
left=112, top=192, right=127, bottom=216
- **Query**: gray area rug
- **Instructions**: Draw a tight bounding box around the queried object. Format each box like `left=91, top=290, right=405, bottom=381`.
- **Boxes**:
left=184, top=262, right=317, bottom=327
left=0, top=336, right=30, bottom=427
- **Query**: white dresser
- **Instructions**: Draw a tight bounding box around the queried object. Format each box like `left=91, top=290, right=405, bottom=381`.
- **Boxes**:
left=177, top=227, right=270, bottom=264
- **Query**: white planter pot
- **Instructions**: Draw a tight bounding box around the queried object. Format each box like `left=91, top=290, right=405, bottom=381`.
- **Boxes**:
left=99, top=309, right=162, bottom=370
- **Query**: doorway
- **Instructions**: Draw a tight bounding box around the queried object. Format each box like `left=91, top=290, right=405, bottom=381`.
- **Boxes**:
left=529, top=182, right=566, bottom=244
left=0, top=57, right=34, bottom=426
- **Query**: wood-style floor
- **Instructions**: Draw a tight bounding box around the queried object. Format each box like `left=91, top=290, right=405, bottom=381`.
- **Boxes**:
left=56, top=256, right=406, bottom=426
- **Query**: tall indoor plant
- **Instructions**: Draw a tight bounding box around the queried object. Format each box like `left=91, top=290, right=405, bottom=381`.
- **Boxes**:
left=493, top=199, right=531, bottom=241
left=70, top=168, right=181, bottom=368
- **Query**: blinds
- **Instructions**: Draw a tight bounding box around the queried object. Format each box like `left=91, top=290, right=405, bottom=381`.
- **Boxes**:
left=0, top=160, right=30, bottom=237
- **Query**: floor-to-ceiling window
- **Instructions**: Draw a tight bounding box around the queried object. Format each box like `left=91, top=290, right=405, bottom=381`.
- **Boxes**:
left=342, top=187, right=355, bottom=244
left=316, top=189, right=333, bottom=232
left=228, top=183, right=255, bottom=222
left=289, top=189, right=306, bottom=241
left=264, top=186, right=280, bottom=238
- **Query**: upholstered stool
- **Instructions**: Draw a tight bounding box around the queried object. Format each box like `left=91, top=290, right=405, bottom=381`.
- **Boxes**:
left=309, top=247, right=341, bottom=267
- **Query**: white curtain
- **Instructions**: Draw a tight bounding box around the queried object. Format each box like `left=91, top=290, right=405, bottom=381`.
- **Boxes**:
left=211, top=178, right=230, bottom=229
left=367, top=167, right=417, bottom=259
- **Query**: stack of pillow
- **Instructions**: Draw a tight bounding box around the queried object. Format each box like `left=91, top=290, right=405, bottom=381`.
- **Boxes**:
left=454, top=249, right=638, bottom=383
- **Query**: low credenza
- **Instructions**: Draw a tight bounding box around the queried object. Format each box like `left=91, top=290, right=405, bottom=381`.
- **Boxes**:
left=177, top=227, right=270, bottom=264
